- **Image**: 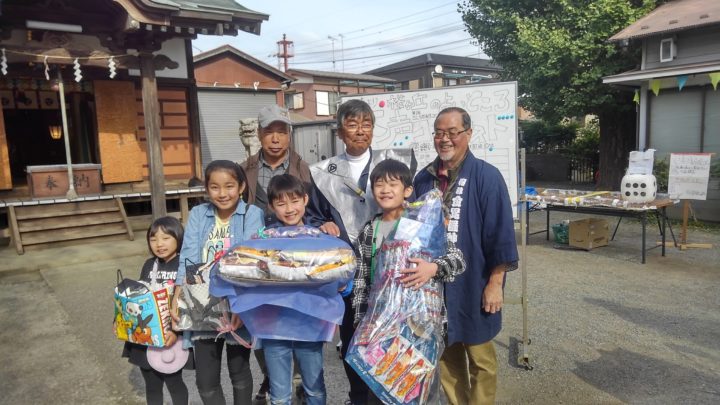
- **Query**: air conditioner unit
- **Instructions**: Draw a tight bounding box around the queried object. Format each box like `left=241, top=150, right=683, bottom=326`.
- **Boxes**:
left=660, top=38, right=676, bottom=62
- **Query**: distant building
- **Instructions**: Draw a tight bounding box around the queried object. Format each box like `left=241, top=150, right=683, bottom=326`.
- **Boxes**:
left=284, top=69, right=397, bottom=121
left=365, top=53, right=502, bottom=90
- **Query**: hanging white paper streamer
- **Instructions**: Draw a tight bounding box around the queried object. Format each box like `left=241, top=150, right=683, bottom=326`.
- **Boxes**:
left=0, top=49, right=7, bottom=76
left=73, top=57, right=83, bottom=82
left=44, top=56, right=50, bottom=80
left=108, top=56, right=117, bottom=79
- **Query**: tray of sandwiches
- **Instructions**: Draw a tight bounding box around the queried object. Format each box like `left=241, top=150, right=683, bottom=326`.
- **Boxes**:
left=216, top=226, right=356, bottom=287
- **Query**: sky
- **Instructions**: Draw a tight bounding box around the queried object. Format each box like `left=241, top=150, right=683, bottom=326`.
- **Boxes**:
left=193, top=0, right=489, bottom=74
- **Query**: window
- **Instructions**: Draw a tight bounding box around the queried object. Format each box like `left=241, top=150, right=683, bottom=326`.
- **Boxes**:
left=315, top=91, right=339, bottom=115
left=660, top=38, right=675, bottom=62
left=445, top=78, right=458, bottom=86
left=284, top=92, right=304, bottom=109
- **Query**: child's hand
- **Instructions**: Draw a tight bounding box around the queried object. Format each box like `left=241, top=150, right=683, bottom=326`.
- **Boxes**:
left=320, top=221, right=340, bottom=237
left=399, top=258, right=438, bottom=290
left=165, top=330, right=178, bottom=347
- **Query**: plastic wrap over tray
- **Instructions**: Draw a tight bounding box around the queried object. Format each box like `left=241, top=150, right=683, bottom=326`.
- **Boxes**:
left=217, top=226, right=356, bottom=286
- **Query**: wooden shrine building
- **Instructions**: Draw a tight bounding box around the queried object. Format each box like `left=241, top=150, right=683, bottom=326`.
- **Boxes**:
left=0, top=0, right=268, bottom=253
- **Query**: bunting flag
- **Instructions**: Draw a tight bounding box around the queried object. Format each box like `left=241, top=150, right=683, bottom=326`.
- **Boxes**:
left=710, top=72, right=720, bottom=91
left=649, top=79, right=661, bottom=96
left=633, top=89, right=640, bottom=104
left=677, top=75, right=688, bottom=91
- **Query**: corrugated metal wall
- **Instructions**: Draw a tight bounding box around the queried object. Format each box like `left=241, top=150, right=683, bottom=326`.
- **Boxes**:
left=197, top=89, right=275, bottom=168
left=292, top=121, right=336, bottom=164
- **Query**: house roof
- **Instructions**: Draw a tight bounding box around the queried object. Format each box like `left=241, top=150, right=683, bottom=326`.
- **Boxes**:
left=365, top=53, right=501, bottom=75
left=609, top=0, right=720, bottom=41
left=193, top=45, right=294, bottom=81
left=287, top=69, right=397, bottom=84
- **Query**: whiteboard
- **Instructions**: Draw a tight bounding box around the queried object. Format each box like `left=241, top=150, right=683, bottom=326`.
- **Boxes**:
left=342, top=82, right=519, bottom=216
left=668, top=152, right=712, bottom=200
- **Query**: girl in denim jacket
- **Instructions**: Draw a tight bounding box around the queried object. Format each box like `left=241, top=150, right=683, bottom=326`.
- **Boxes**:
left=171, top=160, right=264, bottom=405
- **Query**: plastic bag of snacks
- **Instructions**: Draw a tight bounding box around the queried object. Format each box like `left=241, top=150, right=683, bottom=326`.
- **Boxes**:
left=346, top=189, right=447, bottom=404
left=216, top=226, right=356, bottom=286
left=114, top=269, right=173, bottom=347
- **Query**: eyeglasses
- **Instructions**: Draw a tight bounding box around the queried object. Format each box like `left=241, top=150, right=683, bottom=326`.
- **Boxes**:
left=432, top=128, right=469, bottom=140
left=344, top=123, right=373, bottom=133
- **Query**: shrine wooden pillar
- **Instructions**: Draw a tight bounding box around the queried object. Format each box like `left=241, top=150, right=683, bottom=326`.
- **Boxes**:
left=139, top=52, right=167, bottom=218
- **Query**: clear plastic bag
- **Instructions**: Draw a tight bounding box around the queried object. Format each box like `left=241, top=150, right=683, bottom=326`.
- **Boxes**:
left=346, top=189, right=447, bottom=404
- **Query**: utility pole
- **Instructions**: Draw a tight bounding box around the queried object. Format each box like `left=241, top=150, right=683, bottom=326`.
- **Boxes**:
left=276, top=34, right=294, bottom=72
left=328, top=35, right=337, bottom=72
left=338, top=34, right=345, bottom=72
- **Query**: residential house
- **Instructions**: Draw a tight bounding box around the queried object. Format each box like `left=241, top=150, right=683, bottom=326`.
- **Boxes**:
left=284, top=69, right=397, bottom=121
left=193, top=45, right=294, bottom=166
left=603, top=0, right=720, bottom=220
left=365, top=53, right=501, bottom=90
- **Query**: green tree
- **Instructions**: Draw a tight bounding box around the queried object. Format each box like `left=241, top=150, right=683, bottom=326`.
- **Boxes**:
left=460, top=0, right=658, bottom=187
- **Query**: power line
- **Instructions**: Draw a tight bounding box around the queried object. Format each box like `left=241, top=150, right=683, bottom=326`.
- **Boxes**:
left=290, top=38, right=473, bottom=65
left=339, top=43, right=478, bottom=72
left=294, top=1, right=457, bottom=49
left=294, top=24, right=464, bottom=56
left=295, top=11, right=459, bottom=53
left=342, top=1, right=457, bottom=37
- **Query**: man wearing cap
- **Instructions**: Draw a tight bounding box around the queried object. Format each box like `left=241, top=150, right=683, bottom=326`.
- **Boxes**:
left=241, top=104, right=312, bottom=222
left=240, top=104, right=312, bottom=401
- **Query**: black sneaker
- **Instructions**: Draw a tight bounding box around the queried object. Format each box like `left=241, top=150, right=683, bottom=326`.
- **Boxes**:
left=255, top=375, right=269, bottom=401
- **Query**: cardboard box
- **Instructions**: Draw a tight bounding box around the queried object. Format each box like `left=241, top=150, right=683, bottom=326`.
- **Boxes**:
left=569, top=218, right=609, bottom=250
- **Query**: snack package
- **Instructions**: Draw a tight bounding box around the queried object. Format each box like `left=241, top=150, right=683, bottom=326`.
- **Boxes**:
left=217, top=226, right=355, bottom=286
left=346, top=189, right=447, bottom=405
left=114, top=276, right=173, bottom=347
left=176, top=260, right=232, bottom=331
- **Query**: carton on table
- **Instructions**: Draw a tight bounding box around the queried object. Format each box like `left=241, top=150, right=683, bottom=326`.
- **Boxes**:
left=569, top=218, right=609, bottom=250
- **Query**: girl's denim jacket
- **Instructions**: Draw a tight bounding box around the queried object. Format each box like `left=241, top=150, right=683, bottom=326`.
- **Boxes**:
left=175, top=201, right=264, bottom=285
left=175, top=200, right=264, bottom=345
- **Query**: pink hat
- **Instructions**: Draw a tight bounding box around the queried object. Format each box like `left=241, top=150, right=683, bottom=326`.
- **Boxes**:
left=147, top=339, right=189, bottom=374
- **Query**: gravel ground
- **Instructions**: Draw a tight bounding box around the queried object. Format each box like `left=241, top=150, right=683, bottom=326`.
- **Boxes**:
left=0, top=208, right=718, bottom=404
left=494, top=210, right=720, bottom=404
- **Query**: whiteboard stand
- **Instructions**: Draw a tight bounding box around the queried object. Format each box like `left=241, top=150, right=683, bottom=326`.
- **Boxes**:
left=665, top=152, right=715, bottom=250
left=506, top=148, right=532, bottom=370
left=677, top=200, right=713, bottom=250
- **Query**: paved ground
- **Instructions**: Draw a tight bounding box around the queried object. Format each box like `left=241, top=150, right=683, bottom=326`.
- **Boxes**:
left=1, top=209, right=719, bottom=404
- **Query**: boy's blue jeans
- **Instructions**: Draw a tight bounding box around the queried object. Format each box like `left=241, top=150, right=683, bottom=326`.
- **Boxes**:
left=263, top=339, right=326, bottom=405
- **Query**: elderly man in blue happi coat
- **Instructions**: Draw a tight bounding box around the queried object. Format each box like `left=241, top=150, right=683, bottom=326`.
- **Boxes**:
left=413, top=107, right=519, bottom=405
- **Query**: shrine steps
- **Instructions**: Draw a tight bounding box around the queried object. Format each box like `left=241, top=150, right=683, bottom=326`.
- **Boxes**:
left=8, top=198, right=134, bottom=254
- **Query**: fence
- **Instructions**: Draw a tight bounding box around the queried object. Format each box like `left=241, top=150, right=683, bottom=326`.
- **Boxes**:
left=569, top=155, right=598, bottom=184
